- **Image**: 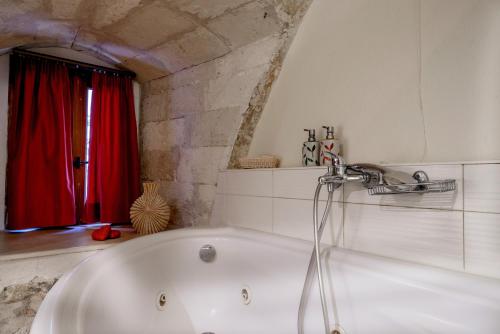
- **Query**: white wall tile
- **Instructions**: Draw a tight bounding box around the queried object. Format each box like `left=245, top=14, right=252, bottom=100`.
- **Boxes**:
left=345, top=164, right=463, bottom=210
left=465, top=212, right=500, bottom=279
left=223, top=195, right=272, bottom=232
left=272, top=198, right=343, bottom=246
left=273, top=168, right=343, bottom=202
left=464, top=164, right=500, bottom=213
left=344, top=203, right=463, bottom=270
left=223, top=170, right=273, bottom=196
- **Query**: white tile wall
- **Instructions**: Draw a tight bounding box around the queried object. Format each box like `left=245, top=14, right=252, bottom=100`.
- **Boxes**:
left=222, top=170, right=273, bottom=196
left=465, top=212, right=500, bottom=279
left=273, top=198, right=343, bottom=246
left=273, top=168, right=343, bottom=202
left=464, top=164, right=500, bottom=213
left=223, top=195, right=272, bottom=232
left=214, top=163, right=500, bottom=278
left=343, top=203, right=463, bottom=270
left=345, top=164, right=463, bottom=210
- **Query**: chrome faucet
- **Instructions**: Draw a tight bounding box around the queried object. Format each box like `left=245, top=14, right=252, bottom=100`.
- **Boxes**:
left=305, top=154, right=386, bottom=334
left=318, top=154, right=384, bottom=189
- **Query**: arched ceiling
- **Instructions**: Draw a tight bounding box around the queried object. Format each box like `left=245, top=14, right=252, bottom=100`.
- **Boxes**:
left=0, top=0, right=309, bottom=81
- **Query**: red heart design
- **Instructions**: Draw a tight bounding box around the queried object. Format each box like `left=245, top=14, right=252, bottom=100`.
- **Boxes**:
left=109, top=230, right=121, bottom=239
left=91, top=225, right=111, bottom=241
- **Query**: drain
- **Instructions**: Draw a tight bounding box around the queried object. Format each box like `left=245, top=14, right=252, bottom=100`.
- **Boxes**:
left=241, top=286, right=251, bottom=305
left=199, top=244, right=216, bottom=263
left=156, top=291, right=167, bottom=311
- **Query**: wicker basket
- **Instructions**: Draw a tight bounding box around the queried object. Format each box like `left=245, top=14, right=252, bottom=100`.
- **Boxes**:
left=238, top=155, right=280, bottom=169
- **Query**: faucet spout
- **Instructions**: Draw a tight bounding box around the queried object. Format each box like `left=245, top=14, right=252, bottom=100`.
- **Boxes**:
left=319, top=155, right=383, bottom=188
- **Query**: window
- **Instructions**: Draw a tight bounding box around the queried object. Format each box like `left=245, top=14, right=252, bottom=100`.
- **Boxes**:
left=84, top=89, right=92, bottom=201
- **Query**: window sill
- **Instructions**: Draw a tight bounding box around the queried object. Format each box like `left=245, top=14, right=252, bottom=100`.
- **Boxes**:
left=0, top=225, right=139, bottom=261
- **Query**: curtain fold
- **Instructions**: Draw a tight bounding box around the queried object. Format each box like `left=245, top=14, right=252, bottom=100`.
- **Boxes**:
left=83, top=73, right=140, bottom=224
left=6, top=55, right=76, bottom=229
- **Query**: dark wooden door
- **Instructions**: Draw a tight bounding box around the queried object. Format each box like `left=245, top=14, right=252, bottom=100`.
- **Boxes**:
left=71, top=76, right=89, bottom=224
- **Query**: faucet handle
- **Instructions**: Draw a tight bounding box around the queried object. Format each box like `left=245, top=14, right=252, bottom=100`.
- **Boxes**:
left=332, top=154, right=345, bottom=166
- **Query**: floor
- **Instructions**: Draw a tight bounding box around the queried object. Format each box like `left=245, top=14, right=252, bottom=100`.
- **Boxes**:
left=0, top=224, right=138, bottom=259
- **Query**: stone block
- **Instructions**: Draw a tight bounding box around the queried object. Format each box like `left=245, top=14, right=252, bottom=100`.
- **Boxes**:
left=151, top=27, right=230, bottom=73
left=176, top=146, right=229, bottom=184
left=207, top=0, right=282, bottom=49
left=50, top=0, right=84, bottom=20
left=214, top=34, right=281, bottom=74
left=170, top=0, right=254, bottom=20
left=92, top=0, right=141, bottom=29
left=34, top=20, right=78, bottom=48
left=142, top=118, right=186, bottom=151
left=158, top=181, right=216, bottom=226
left=141, top=148, right=179, bottom=181
left=122, top=54, right=170, bottom=82
left=166, top=56, right=217, bottom=88
left=141, top=93, right=170, bottom=123
left=206, top=63, right=269, bottom=111
left=187, top=107, right=242, bottom=147
left=103, top=1, right=196, bottom=49
left=72, top=29, right=131, bottom=63
left=142, top=77, right=170, bottom=95
left=0, top=0, right=43, bottom=19
left=167, top=82, right=206, bottom=117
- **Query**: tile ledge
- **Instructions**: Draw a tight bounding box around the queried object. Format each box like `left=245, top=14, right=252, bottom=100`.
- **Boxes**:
left=223, top=160, right=500, bottom=172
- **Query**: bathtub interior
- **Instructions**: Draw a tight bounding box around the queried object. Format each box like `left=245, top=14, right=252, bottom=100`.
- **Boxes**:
left=46, top=233, right=316, bottom=333
left=35, top=228, right=500, bottom=334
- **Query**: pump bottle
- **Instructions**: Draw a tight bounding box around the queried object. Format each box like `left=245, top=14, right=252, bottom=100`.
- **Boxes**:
left=302, top=129, right=319, bottom=166
left=319, top=126, right=340, bottom=166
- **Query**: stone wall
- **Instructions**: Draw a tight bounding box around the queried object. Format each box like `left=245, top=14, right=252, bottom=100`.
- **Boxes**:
left=0, top=277, right=57, bottom=334
left=140, top=1, right=312, bottom=226
left=0, top=250, right=98, bottom=333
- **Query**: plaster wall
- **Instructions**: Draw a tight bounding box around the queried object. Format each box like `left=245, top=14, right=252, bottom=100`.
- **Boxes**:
left=249, top=0, right=500, bottom=166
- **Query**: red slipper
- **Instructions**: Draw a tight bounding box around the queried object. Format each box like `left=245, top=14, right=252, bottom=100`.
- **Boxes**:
left=109, top=230, right=121, bottom=239
left=91, top=225, right=111, bottom=241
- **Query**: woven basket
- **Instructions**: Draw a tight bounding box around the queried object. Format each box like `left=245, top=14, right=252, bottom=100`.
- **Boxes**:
left=238, top=155, right=280, bottom=169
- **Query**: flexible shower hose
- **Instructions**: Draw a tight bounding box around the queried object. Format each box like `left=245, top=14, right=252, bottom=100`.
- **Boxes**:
left=297, top=182, right=335, bottom=334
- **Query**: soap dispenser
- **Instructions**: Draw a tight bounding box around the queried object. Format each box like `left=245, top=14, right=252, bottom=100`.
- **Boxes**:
left=302, top=129, right=319, bottom=166
left=320, top=126, right=340, bottom=166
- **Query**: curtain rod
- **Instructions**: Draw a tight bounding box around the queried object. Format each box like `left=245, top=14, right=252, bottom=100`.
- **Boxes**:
left=11, top=49, right=136, bottom=79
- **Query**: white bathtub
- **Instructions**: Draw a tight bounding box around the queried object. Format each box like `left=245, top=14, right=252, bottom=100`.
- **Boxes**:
left=31, top=227, right=500, bottom=334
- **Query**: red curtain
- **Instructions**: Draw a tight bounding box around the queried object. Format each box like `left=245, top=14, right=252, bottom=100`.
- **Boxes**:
left=83, top=73, right=140, bottom=224
left=6, top=55, right=76, bottom=229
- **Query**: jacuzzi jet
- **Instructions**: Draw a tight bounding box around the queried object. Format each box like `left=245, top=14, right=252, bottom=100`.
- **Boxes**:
left=156, top=291, right=167, bottom=311
left=241, top=286, right=251, bottom=305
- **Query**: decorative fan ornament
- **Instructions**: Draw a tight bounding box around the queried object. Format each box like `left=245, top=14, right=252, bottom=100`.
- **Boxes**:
left=130, top=182, right=170, bottom=235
